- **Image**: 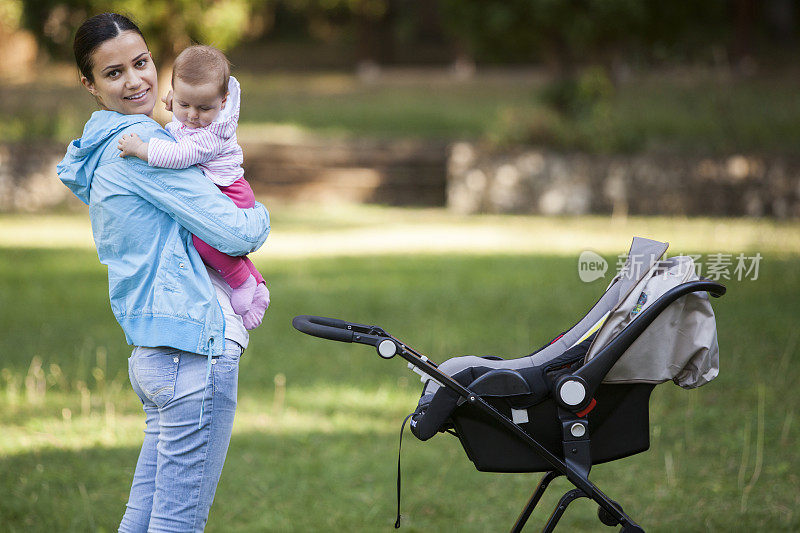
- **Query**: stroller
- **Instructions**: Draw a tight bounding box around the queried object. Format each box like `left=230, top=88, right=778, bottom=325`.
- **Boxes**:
left=293, top=237, right=725, bottom=532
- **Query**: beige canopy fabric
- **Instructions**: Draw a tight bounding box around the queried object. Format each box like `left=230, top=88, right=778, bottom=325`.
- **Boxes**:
left=419, top=236, right=721, bottom=403
left=585, top=251, right=720, bottom=388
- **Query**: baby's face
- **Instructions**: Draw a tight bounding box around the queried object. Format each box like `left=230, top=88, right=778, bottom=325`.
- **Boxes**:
left=171, top=78, right=227, bottom=129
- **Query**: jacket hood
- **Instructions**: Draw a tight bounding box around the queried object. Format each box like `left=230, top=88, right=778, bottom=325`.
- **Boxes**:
left=205, top=75, right=240, bottom=140
left=57, top=111, right=153, bottom=204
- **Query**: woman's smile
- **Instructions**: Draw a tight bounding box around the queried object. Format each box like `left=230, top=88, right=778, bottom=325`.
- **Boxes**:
left=124, top=88, right=150, bottom=102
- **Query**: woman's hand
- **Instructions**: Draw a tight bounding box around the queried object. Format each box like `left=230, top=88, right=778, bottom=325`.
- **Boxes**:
left=162, top=89, right=174, bottom=112
left=118, top=133, right=149, bottom=161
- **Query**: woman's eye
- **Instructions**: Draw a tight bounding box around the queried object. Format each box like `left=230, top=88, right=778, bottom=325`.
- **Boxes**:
left=107, top=70, right=120, bottom=78
left=135, top=59, right=147, bottom=68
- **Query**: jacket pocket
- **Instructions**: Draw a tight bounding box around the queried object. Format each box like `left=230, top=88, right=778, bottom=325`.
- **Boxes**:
left=155, top=226, right=189, bottom=295
left=131, top=347, right=180, bottom=408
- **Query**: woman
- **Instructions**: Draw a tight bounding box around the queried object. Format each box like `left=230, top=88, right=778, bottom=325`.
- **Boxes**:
left=56, top=13, right=270, bottom=532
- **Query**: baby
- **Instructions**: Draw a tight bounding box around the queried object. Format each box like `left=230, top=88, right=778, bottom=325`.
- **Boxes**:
left=118, top=45, right=268, bottom=329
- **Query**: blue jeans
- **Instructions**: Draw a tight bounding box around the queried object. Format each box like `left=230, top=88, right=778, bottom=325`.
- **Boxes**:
left=119, top=341, right=242, bottom=532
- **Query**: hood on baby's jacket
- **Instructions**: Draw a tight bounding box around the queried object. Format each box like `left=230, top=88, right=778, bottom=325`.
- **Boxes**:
left=56, top=110, right=152, bottom=205
left=207, top=76, right=241, bottom=140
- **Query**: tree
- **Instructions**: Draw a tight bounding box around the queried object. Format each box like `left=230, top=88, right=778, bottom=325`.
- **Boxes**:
left=0, top=0, right=38, bottom=78
left=276, top=0, right=394, bottom=65
left=434, top=0, right=744, bottom=74
left=20, top=0, right=270, bottom=62
left=20, top=0, right=270, bottom=121
left=435, top=0, right=651, bottom=75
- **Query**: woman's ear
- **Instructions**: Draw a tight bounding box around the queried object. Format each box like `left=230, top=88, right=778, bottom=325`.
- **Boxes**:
left=81, top=75, right=106, bottom=108
left=81, top=76, right=97, bottom=96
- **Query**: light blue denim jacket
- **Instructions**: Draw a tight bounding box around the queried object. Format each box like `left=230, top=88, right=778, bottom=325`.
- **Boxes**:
left=57, top=110, right=270, bottom=357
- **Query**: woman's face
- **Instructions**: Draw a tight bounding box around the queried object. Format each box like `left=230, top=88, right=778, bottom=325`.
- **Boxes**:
left=81, top=31, right=157, bottom=116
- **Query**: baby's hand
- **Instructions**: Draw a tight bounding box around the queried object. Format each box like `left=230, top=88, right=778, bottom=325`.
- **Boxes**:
left=118, top=133, right=148, bottom=160
left=242, top=283, right=270, bottom=330
left=162, top=89, right=174, bottom=112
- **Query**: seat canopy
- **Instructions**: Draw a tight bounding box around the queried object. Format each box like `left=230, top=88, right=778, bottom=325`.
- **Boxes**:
left=422, top=237, right=719, bottom=398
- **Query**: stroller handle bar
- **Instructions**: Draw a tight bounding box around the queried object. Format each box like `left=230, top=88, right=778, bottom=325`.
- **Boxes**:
left=292, top=316, right=400, bottom=356
left=292, top=315, right=357, bottom=343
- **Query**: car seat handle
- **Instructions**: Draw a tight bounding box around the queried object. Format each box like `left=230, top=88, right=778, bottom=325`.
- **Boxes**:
left=555, top=279, right=726, bottom=412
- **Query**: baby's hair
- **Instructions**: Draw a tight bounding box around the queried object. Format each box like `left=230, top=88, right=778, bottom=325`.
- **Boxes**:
left=172, top=45, right=230, bottom=96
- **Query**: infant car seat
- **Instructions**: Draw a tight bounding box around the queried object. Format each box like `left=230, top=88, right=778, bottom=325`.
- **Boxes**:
left=293, top=237, right=724, bottom=532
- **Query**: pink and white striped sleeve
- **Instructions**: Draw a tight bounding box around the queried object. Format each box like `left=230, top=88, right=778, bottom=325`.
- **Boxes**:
left=147, top=129, right=224, bottom=169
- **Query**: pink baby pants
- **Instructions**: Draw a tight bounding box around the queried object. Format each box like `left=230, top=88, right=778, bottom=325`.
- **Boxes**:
left=192, top=177, right=264, bottom=287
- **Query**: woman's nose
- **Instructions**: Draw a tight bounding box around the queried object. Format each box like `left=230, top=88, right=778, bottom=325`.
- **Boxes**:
left=124, top=72, right=142, bottom=89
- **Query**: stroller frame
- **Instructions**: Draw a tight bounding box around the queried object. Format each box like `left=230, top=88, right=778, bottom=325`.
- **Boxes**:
left=293, top=279, right=725, bottom=532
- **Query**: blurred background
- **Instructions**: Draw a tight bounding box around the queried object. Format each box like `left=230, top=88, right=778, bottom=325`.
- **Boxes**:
left=1, top=1, right=799, bottom=531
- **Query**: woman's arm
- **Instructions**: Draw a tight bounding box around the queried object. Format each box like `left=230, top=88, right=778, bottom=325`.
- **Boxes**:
left=120, top=127, right=268, bottom=256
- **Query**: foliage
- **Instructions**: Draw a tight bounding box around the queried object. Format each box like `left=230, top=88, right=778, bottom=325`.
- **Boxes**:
left=540, top=65, right=614, bottom=117
left=13, top=0, right=393, bottom=64
left=490, top=66, right=622, bottom=152
left=436, top=0, right=731, bottom=66
left=437, top=0, right=642, bottom=65
left=284, top=0, right=389, bottom=19
left=0, top=0, right=23, bottom=30
left=485, top=69, right=800, bottom=154
left=5, top=0, right=798, bottom=69
left=17, top=0, right=270, bottom=62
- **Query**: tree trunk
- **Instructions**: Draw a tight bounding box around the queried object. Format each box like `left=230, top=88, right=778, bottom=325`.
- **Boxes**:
left=731, top=0, right=757, bottom=64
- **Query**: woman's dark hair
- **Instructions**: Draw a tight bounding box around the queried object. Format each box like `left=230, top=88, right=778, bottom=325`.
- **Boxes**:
left=73, top=13, right=146, bottom=82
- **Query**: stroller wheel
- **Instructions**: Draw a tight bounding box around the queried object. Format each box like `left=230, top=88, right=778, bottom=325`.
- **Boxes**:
left=597, top=502, right=620, bottom=527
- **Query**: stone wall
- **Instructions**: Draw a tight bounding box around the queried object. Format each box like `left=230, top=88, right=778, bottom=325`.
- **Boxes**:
left=0, top=142, right=78, bottom=212
left=447, top=143, right=800, bottom=218
left=0, top=138, right=448, bottom=212
left=241, top=138, right=447, bottom=206
left=4, top=139, right=800, bottom=218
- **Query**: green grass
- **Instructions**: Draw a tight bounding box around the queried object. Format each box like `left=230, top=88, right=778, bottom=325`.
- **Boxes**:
left=236, top=71, right=539, bottom=141
left=605, top=74, right=800, bottom=154
left=1, top=211, right=799, bottom=531
left=4, top=69, right=800, bottom=154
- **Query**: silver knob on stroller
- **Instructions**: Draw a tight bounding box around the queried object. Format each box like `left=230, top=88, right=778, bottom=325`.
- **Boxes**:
left=555, top=376, right=589, bottom=409
left=378, top=339, right=397, bottom=358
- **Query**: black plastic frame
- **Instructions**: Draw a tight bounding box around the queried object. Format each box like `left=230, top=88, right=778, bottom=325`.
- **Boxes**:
left=291, top=278, right=725, bottom=532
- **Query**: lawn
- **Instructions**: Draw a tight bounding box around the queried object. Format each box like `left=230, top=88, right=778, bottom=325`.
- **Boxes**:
left=0, top=207, right=798, bottom=531
left=4, top=68, right=800, bottom=155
